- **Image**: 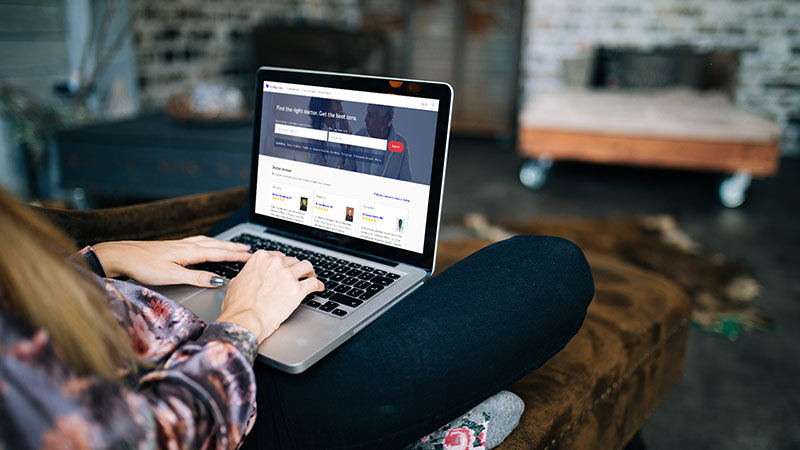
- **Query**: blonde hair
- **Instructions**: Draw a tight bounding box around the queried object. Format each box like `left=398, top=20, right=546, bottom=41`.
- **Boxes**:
left=0, top=188, right=138, bottom=381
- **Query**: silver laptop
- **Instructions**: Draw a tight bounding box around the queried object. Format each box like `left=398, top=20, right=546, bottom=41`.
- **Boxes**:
left=154, top=67, right=453, bottom=374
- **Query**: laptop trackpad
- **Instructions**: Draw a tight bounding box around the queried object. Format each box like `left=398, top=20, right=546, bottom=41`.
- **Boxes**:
left=180, top=289, right=224, bottom=324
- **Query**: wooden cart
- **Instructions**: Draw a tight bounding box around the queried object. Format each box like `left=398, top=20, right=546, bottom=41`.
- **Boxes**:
left=517, top=89, right=781, bottom=207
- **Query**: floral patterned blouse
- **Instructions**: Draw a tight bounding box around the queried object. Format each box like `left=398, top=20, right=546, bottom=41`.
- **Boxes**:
left=0, top=247, right=259, bottom=450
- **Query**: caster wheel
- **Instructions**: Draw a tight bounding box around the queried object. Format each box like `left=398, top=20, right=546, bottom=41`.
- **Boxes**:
left=519, top=157, right=553, bottom=189
left=719, top=171, right=751, bottom=208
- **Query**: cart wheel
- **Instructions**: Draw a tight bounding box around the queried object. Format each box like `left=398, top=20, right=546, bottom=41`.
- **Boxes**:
left=519, top=157, right=553, bottom=189
left=719, top=171, right=752, bottom=208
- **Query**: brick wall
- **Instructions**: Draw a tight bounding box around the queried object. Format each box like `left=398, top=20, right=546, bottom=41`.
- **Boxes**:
left=129, top=0, right=522, bottom=136
left=522, top=0, right=800, bottom=155
left=130, top=0, right=361, bottom=108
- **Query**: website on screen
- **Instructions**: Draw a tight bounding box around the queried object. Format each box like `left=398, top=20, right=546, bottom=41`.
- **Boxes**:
left=255, top=81, right=440, bottom=254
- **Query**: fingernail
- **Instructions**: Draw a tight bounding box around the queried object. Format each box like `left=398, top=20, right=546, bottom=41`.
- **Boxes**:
left=210, top=276, right=224, bottom=287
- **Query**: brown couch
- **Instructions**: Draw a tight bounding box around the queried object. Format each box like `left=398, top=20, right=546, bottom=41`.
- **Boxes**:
left=34, top=187, right=691, bottom=449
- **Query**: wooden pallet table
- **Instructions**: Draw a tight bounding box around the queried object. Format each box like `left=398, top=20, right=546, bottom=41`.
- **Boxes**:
left=517, top=89, right=781, bottom=207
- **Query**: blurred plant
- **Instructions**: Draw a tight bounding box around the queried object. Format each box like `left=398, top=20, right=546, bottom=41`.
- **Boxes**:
left=0, top=0, right=136, bottom=200
left=0, top=84, right=85, bottom=198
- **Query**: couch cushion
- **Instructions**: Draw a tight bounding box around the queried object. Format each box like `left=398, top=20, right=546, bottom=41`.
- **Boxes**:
left=32, top=187, right=248, bottom=248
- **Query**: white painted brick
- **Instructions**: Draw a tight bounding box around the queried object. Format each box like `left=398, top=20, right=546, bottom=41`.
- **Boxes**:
left=521, top=0, right=800, bottom=155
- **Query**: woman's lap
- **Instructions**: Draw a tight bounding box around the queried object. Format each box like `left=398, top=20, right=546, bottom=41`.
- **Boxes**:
left=241, top=236, right=594, bottom=450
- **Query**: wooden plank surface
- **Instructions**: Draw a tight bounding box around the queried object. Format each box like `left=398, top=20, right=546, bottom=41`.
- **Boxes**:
left=0, top=2, right=67, bottom=84
left=0, top=2, right=63, bottom=35
left=518, top=127, right=780, bottom=176
left=0, top=41, right=67, bottom=76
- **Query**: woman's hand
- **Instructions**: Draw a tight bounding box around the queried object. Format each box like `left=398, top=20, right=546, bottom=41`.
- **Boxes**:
left=93, top=236, right=252, bottom=287
left=216, top=250, right=324, bottom=343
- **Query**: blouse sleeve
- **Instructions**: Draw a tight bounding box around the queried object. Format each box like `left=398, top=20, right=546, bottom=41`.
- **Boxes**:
left=0, top=248, right=260, bottom=450
left=71, top=245, right=107, bottom=278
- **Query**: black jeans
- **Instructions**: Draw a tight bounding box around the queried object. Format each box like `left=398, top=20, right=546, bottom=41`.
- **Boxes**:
left=240, top=235, right=594, bottom=450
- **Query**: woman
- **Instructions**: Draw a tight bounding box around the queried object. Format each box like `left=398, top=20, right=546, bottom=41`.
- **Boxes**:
left=0, top=186, right=323, bottom=449
left=0, top=188, right=594, bottom=449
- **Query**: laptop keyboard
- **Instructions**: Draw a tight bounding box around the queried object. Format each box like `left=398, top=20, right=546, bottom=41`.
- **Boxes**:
left=188, top=233, right=401, bottom=318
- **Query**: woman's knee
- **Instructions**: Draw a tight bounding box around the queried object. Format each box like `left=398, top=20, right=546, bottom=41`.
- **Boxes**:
left=425, top=234, right=594, bottom=340
left=485, top=235, right=594, bottom=317
left=487, top=234, right=591, bottom=282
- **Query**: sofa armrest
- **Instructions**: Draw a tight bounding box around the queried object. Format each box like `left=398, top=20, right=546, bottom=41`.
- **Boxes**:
left=32, top=187, right=248, bottom=248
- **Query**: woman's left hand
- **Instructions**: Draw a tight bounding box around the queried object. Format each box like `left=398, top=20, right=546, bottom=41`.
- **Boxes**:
left=93, top=236, right=251, bottom=287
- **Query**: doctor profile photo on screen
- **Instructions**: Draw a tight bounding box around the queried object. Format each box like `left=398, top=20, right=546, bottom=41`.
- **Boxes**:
left=354, top=104, right=412, bottom=182
left=306, top=97, right=356, bottom=171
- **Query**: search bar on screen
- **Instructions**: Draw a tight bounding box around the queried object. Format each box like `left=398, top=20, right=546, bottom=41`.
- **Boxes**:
left=274, top=123, right=328, bottom=141
left=328, top=132, right=387, bottom=151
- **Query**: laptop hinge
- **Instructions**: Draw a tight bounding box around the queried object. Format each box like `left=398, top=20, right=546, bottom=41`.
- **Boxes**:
left=262, top=227, right=399, bottom=267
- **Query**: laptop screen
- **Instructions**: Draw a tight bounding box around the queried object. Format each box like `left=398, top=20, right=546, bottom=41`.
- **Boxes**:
left=250, top=68, right=452, bottom=270
left=251, top=68, right=451, bottom=267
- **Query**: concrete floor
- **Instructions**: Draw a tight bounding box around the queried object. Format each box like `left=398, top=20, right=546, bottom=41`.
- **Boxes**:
left=441, top=137, right=800, bottom=449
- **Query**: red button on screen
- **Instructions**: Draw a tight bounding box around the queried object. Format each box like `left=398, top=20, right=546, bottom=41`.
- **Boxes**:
left=388, top=141, right=404, bottom=152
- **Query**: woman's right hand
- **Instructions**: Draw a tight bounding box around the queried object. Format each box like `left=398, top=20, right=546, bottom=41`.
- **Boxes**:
left=215, top=250, right=324, bottom=343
